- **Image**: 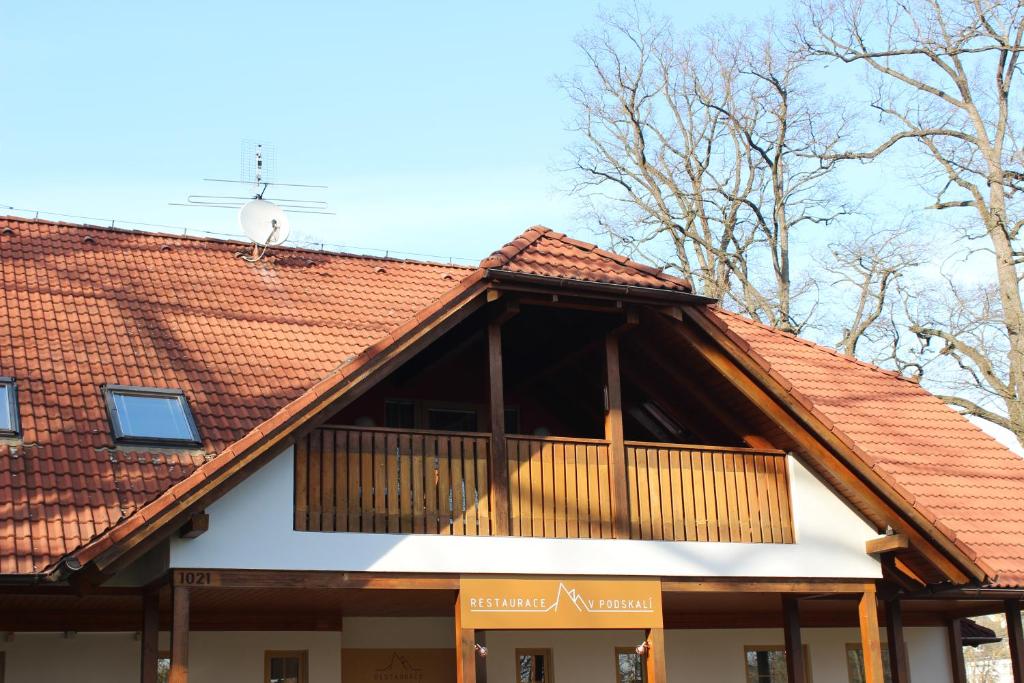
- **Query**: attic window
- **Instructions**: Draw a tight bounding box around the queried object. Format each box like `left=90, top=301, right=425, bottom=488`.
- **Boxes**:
left=103, top=385, right=201, bottom=446
left=0, top=378, right=19, bottom=436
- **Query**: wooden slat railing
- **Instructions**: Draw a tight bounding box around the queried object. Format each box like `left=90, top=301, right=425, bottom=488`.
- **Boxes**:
left=295, top=428, right=793, bottom=544
left=625, top=441, right=793, bottom=543
left=506, top=435, right=615, bottom=539
left=294, top=426, right=491, bottom=535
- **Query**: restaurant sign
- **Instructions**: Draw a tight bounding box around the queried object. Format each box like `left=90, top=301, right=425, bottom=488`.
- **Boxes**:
left=459, top=576, right=663, bottom=629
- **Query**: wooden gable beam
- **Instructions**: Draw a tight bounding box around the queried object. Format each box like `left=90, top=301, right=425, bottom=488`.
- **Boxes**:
left=666, top=309, right=980, bottom=584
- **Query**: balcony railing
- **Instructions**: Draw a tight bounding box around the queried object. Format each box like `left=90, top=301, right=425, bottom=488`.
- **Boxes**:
left=294, top=426, right=793, bottom=543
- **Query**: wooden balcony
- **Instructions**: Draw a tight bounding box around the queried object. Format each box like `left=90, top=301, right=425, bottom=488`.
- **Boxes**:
left=294, top=426, right=793, bottom=543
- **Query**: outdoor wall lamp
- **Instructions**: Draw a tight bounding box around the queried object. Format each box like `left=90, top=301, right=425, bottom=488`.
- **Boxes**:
left=635, top=640, right=650, bottom=656
left=474, top=644, right=488, bottom=657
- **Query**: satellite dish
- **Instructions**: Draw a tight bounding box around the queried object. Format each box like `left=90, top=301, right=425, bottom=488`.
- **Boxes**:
left=238, top=199, right=290, bottom=246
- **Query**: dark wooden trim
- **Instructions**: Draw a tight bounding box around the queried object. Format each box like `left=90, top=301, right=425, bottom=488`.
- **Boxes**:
left=672, top=309, right=978, bottom=584
left=644, top=627, right=667, bottom=683
left=661, top=578, right=875, bottom=593
left=1007, top=600, right=1024, bottom=683
left=169, top=585, right=189, bottom=683
left=475, top=631, right=488, bottom=683
left=884, top=598, right=910, bottom=683
left=782, top=596, right=807, bottom=683
left=178, top=512, right=209, bottom=539
left=140, top=588, right=159, bottom=683
left=947, top=618, right=967, bottom=683
left=170, top=568, right=460, bottom=590
left=487, top=320, right=510, bottom=536
left=858, top=589, right=884, bottom=683
left=604, top=334, right=630, bottom=539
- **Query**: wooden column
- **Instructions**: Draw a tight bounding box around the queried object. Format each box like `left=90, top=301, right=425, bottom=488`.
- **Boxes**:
left=455, top=594, right=477, bottom=683
left=858, top=589, right=884, bottom=683
left=487, top=320, right=510, bottom=536
left=1007, top=600, right=1024, bottom=683
left=140, top=589, right=159, bottom=683
left=475, top=631, right=488, bottom=683
left=884, top=598, right=910, bottom=683
left=644, top=627, right=667, bottom=683
left=947, top=618, right=967, bottom=683
left=169, top=585, right=189, bottom=683
left=604, top=333, right=630, bottom=539
left=782, top=596, right=807, bottom=683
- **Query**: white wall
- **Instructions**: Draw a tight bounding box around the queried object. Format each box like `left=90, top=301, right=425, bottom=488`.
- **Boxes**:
left=0, top=623, right=953, bottom=683
left=169, top=448, right=881, bottom=579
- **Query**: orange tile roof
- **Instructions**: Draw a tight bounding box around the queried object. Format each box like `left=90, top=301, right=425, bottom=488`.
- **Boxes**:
left=708, top=309, right=1024, bottom=587
left=2, top=216, right=1024, bottom=586
left=480, top=226, right=693, bottom=292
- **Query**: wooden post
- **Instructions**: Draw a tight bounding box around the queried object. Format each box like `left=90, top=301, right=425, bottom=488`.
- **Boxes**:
left=858, top=588, right=884, bottom=683
left=487, top=320, right=510, bottom=536
left=475, top=631, right=488, bottom=683
left=1007, top=600, right=1024, bottom=683
left=884, top=598, right=910, bottom=683
left=455, top=594, right=477, bottom=683
left=140, top=589, right=159, bottom=683
left=604, top=333, right=630, bottom=539
left=169, top=585, right=189, bottom=683
left=782, top=595, right=807, bottom=683
left=947, top=618, right=967, bottom=683
left=644, top=628, right=667, bottom=683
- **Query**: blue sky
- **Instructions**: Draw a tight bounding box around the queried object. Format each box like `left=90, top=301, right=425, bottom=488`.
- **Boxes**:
left=1, top=0, right=794, bottom=263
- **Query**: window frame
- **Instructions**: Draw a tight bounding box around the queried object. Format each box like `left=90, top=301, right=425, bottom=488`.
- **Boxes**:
left=102, top=384, right=201, bottom=446
left=845, top=642, right=908, bottom=683
left=614, top=646, right=646, bottom=683
left=264, top=649, right=309, bottom=683
left=743, top=644, right=813, bottom=683
left=0, top=377, right=19, bottom=437
left=516, top=647, right=555, bottom=683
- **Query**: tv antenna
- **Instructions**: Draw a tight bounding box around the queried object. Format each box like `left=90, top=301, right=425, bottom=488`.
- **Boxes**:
left=171, top=141, right=334, bottom=261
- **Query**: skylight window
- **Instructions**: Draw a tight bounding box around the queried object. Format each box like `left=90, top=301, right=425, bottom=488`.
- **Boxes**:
left=103, top=385, right=201, bottom=446
left=0, top=378, right=19, bottom=436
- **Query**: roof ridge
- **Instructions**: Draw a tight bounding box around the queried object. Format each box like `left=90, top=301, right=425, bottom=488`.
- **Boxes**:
left=0, top=215, right=476, bottom=270
left=710, top=305, right=915, bottom=383
left=478, top=225, right=552, bottom=268
left=480, top=225, right=693, bottom=291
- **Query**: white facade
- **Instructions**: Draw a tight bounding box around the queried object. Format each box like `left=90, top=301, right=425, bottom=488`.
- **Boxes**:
left=0, top=620, right=952, bottom=683
left=169, top=447, right=882, bottom=579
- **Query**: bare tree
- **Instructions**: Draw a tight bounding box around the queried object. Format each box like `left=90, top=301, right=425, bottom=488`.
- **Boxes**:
left=563, top=5, right=855, bottom=333
left=798, top=0, right=1024, bottom=441
left=823, top=223, right=925, bottom=357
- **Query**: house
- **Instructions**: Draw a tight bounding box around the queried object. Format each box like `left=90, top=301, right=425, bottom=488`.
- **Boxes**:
left=0, top=215, right=1021, bottom=683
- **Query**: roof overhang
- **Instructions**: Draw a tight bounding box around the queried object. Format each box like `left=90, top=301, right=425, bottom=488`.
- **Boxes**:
left=483, top=269, right=717, bottom=306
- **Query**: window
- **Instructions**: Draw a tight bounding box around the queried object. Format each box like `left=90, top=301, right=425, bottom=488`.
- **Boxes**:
left=265, top=650, right=308, bottom=683
left=0, top=378, right=18, bottom=436
left=504, top=407, right=521, bottom=434
left=615, top=647, right=645, bottom=683
left=427, top=407, right=478, bottom=432
left=157, top=652, right=170, bottom=683
left=385, top=400, right=416, bottom=429
left=517, top=648, right=554, bottom=683
left=744, top=645, right=812, bottom=683
left=846, top=643, right=904, bottom=683
left=103, top=385, right=201, bottom=445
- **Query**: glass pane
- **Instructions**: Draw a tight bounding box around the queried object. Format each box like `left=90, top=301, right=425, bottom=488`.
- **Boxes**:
left=0, top=384, right=10, bottom=431
left=269, top=656, right=301, bottom=683
left=427, top=408, right=477, bottom=432
left=618, top=652, right=645, bottom=683
left=519, top=655, right=534, bottom=683
left=112, top=391, right=195, bottom=441
left=156, top=657, right=170, bottom=683
left=744, top=649, right=788, bottom=683
left=848, top=646, right=892, bottom=683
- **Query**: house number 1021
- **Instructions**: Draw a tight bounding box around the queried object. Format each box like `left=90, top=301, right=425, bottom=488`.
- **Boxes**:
left=175, top=570, right=213, bottom=586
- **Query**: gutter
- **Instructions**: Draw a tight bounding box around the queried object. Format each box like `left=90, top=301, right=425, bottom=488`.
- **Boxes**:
left=482, top=269, right=718, bottom=305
